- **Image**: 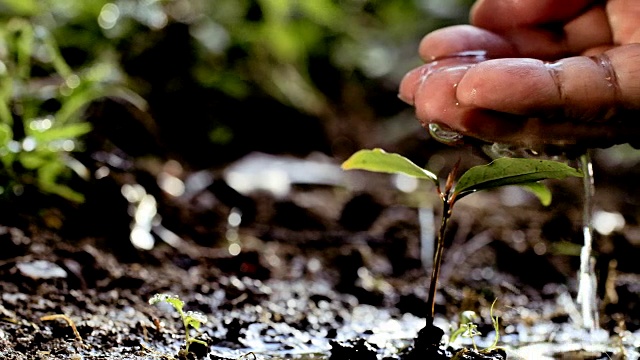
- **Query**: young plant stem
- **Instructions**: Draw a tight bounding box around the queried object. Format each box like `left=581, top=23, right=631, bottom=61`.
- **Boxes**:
left=176, top=307, right=193, bottom=351
left=426, top=198, right=452, bottom=327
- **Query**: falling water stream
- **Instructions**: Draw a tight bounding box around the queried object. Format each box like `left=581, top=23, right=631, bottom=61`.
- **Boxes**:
left=576, top=153, right=599, bottom=332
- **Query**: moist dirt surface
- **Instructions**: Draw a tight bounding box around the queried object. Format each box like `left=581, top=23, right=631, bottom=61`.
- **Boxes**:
left=1, top=143, right=640, bottom=360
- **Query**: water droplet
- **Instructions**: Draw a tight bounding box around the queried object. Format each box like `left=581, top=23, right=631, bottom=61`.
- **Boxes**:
left=98, top=3, right=120, bottom=30
left=22, top=137, right=36, bottom=152
left=228, top=208, right=242, bottom=227
left=428, top=123, right=465, bottom=145
left=433, top=50, right=489, bottom=62
left=65, top=74, right=81, bottom=89
left=228, top=243, right=241, bottom=256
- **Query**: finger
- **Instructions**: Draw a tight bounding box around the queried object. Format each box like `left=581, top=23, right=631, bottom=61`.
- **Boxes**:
left=398, top=66, right=425, bottom=105
left=406, top=63, right=519, bottom=143
left=607, top=0, right=640, bottom=44
left=412, top=65, right=469, bottom=127
left=403, top=59, right=640, bottom=147
left=456, top=44, right=640, bottom=123
left=417, top=25, right=517, bottom=61
left=399, top=55, right=486, bottom=105
left=474, top=5, right=611, bottom=59
left=402, top=57, right=619, bottom=146
left=562, top=5, right=612, bottom=54
left=583, top=45, right=616, bottom=57
left=471, top=0, right=596, bottom=29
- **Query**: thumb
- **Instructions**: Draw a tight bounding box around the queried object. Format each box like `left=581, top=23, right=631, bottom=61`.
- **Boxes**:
left=455, top=44, right=640, bottom=123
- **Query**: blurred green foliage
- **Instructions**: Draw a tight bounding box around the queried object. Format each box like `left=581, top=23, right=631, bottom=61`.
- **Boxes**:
left=0, top=0, right=473, bottom=201
left=0, top=15, right=132, bottom=201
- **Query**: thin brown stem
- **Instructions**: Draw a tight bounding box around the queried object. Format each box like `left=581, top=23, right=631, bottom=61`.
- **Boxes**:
left=425, top=198, right=451, bottom=326
left=40, top=314, right=83, bottom=345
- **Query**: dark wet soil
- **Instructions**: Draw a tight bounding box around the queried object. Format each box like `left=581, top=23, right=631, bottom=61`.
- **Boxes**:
left=1, top=138, right=640, bottom=359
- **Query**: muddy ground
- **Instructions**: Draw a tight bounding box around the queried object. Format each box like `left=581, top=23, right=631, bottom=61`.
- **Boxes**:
left=1, top=133, right=640, bottom=359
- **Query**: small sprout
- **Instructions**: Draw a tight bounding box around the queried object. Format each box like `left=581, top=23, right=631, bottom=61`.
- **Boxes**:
left=342, top=148, right=582, bottom=353
left=342, top=149, right=582, bottom=319
left=449, top=299, right=503, bottom=355
left=488, top=298, right=501, bottom=350
left=460, top=310, right=479, bottom=325
left=149, top=293, right=208, bottom=353
left=449, top=311, right=481, bottom=351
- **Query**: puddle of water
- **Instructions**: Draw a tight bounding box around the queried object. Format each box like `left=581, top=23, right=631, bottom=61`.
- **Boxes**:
left=206, top=303, right=425, bottom=359
left=201, top=301, right=640, bottom=360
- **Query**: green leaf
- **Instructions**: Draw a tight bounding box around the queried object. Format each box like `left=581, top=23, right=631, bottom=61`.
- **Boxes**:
left=454, top=158, right=583, bottom=199
left=40, top=181, right=85, bottom=203
left=518, top=182, right=552, bottom=206
left=184, top=311, right=208, bottom=329
left=0, top=123, right=12, bottom=168
left=149, top=293, right=185, bottom=313
left=0, top=0, right=39, bottom=16
left=14, top=19, right=35, bottom=80
left=55, top=89, right=101, bottom=125
left=19, top=152, right=49, bottom=169
left=300, top=0, right=344, bottom=27
left=0, top=123, right=12, bottom=145
left=29, top=123, right=92, bottom=142
left=43, top=39, right=73, bottom=79
left=341, top=148, right=438, bottom=185
left=0, top=98, right=12, bottom=126
left=36, top=160, right=85, bottom=202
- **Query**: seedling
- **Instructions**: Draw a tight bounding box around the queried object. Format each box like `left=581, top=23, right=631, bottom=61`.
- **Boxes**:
left=0, top=18, right=135, bottom=202
left=341, top=148, right=583, bottom=343
left=449, top=310, right=482, bottom=350
left=449, top=299, right=501, bottom=353
left=149, top=293, right=208, bottom=354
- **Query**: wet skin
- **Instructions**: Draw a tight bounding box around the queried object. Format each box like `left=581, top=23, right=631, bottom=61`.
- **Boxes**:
left=399, top=0, right=640, bottom=148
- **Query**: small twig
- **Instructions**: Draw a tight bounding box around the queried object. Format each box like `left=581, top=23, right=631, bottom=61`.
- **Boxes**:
left=40, top=314, right=83, bottom=344
left=141, top=321, right=150, bottom=342
left=239, top=352, right=257, bottom=359
left=0, top=317, right=20, bottom=325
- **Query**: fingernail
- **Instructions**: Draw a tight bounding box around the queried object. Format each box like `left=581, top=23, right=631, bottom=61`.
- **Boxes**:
left=397, top=92, right=413, bottom=105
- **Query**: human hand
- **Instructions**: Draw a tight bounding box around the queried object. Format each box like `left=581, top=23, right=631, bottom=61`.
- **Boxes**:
left=399, top=0, right=640, bottom=148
